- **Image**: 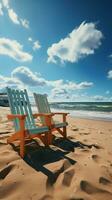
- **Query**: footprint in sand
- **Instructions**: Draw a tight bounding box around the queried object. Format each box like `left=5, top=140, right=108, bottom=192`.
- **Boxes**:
left=80, top=180, right=112, bottom=195
left=68, top=136, right=75, bottom=140
left=63, top=159, right=75, bottom=170
left=0, top=182, right=20, bottom=199
left=99, top=177, right=111, bottom=185
left=69, top=198, right=84, bottom=200
left=62, top=169, right=75, bottom=187
left=46, top=160, right=75, bottom=187
left=71, top=128, right=79, bottom=131
left=83, top=139, right=88, bottom=142
left=0, top=164, right=15, bottom=180
left=39, top=194, right=53, bottom=200
left=80, top=148, right=90, bottom=153
left=91, top=154, right=100, bottom=163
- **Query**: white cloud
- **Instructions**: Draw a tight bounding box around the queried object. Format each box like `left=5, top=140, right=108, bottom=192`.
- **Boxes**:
left=0, top=66, right=94, bottom=96
left=49, top=80, right=93, bottom=100
left=107, top=70, right=112, bottom=79
left=46, top=79, right=63, bottom=87
left=33, top=40, right=41, bottom=50
left=47, top=80, right=93, bottom=90
left=47, top=21, right=103, bottom=64
left=51, top=88, right=68, bottom=96
left=1, top=0, right=29, bottom=28
left=12, top=66, right=46, bottom=86
left=0, top=37, right=32, bottom=62
left=2, top=0, right=9, bottom=9
left=28, top=38, right=41, bottom=51
left=28, top=37, right=33, bottom=42
left=0, top=73, right=22, bottom=90
left=8, top=8, right=20, bottom=24
left=0, top=3, right=4, bottom=15
left=57, top=80, right=93, bottom=90
left=93, top=95, right=105, bottom=101
left=0, top=66, right=46, bottom=90
left=21, top=19, right=29, bottom=29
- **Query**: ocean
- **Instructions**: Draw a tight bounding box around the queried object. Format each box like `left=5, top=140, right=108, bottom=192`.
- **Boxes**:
left=49, top=102, right=112, bottom=121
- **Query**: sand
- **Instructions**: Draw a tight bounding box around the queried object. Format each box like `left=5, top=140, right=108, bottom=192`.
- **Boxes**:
left=0, top=107, right=112, bottom=200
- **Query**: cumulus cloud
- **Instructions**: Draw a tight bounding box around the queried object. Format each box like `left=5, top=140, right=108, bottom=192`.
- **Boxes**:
left=21, top=19, right=29, bottom=29
left=28, top=37, right=41, bottom=51
left=46, top=79, right=63, bottom=87
left=0, top=73, right=21, bottom=90
left=8, top=8, right=20, bottom=24
left=47, top=80, right=93, bottom=90
left=47, top=21, right=103, bottom=64
left=107, top=70, right=112, bottom=79
left=56, top=80, right=93, bottom=90
left=0, top=66, right=46, bottom=90
left=93, top=95, right=106, bottom=101
left=2, top=0, right=9, bottom=9
left=33, top=40, right=41, bottom=50
left=0, top=66, right=94, bottom=97
left=51, top=88, right=68, bottom=96
left=1, top=0, right=29, bottom=28
left=12, top=66, right=46, bottom=86
left=0, top=3, right=3, bottom=15
left=49, top=80, right=93, bottom=100
left=0, top=37, right=32, bottom=62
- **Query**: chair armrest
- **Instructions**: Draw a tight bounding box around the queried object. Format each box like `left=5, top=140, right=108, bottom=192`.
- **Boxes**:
left=7, top=114, right=26, bottom=132
left=51, top=112, right=69, bottom=123
left=51, top=112, right=69, bottom=116
left=7, top=114, right=27, bottom=120
left=33, top=113, right=53, bottom=127
left=33, top=113, right=54, bottom=118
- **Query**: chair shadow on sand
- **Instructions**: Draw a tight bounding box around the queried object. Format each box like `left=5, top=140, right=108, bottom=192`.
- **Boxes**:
left=11, top=137, right=90, bottom=187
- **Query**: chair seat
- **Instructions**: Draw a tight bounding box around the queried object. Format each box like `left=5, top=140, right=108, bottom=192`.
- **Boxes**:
left=28, top=126, right=49, bottom=134
left=54, top=122, right=68, bottom=128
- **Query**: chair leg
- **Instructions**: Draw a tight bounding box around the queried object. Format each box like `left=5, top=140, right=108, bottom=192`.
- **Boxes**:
left=48, top=132, right=52, bottom=145
left=56, top=127, right=67, bottom=138
left=63, top=126, right=67, bottom=138
left=44, top=132, right=52, bottom=146
left=20, top=131, right=25, bottom=158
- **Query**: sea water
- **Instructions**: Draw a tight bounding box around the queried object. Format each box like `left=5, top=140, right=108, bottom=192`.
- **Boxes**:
left=32, top=102, right=112, bottom=121
left=49, top=102, right=112, bottom=121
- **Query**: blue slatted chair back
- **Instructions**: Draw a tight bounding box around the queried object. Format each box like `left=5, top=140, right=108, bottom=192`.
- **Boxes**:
left=33, top=93, right=54, bottom=125
left=6, top=87, right=36, bottom=131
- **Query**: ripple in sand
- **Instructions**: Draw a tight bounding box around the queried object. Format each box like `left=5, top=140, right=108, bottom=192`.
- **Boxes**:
left=91, top=154, right=100, bottom=162
left=0, top=182, right=20, bottom=199
left=62, top=169, right=75, bottom=187
left=71, top=128, right=79, bottom=131
left=69, top=198, right=84, bottom=200
left=39, top=194, right=53, bottom=200
left=46, top=160, right=75, bottom=187
left=80, top=180, right=112, bottom=195
left=99, top=177, right=111, bottom=185
left=0, top=164, right=15, bottom=179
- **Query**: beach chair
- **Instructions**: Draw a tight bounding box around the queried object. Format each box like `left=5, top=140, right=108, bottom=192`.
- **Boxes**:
left=6, top=87, right=53, bottom=158
left=33, top=93, right=69, bottom=140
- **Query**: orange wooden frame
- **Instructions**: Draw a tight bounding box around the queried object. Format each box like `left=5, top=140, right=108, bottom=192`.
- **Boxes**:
left=7, top=113, right=53, bottom=158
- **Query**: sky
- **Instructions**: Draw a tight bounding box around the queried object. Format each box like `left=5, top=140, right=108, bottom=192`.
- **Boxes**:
left=0, top=0, right=112, bottom=102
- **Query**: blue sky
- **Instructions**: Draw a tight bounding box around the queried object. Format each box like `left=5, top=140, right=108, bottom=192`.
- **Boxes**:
left=0, top=0, right=112, bottom=102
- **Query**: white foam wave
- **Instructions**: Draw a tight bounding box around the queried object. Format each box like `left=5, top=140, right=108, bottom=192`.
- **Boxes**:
left=51, top=108, right=112, bottom=121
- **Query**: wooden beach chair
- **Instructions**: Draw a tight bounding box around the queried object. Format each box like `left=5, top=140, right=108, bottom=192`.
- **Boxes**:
left=6, top=87, right=53, bottom=158
left=33, top=93, right=69, bottom=139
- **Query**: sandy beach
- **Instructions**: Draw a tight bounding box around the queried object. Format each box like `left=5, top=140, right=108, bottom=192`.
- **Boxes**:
left=0, top=106, right=112, bottom=200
